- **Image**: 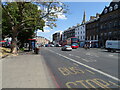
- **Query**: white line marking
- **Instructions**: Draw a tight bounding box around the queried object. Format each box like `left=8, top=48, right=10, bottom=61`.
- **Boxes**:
left=109, top=54, right=113, bottom=56
left=81, top=58, right=89, bottom=62
left=47, top=48, right=120, bottom=82
left=69, top=54, right=73, bottom=56
left=75, top=56, right=96, bottom=62
left=75, top=56, right=80, bottom=58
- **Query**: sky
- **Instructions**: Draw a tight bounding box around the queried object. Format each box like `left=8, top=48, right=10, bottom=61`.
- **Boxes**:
left=37, top=2, right=111, bottom=41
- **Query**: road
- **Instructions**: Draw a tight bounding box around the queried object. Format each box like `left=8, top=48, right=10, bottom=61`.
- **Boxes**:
left=40, top=47, right=120, bottom=88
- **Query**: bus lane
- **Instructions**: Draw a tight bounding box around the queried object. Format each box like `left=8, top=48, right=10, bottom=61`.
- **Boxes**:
left=57, top=65, right=120, bottom=89
left=41, top=48, right=119, bottom=89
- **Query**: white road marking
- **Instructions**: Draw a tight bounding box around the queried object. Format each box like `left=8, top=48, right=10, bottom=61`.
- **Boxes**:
left=86, top=52, right=99, bottom=57
left=75, top=56, right=96, bottom=62
left=109, top=54, right=113, bottom=56
left=69, top=54, right=73, bottom=56
left=81, top=58, right=89, bottom=62
left=46, top=48, right=120, bottom=82
left=75, top=56, right=80, bottom=58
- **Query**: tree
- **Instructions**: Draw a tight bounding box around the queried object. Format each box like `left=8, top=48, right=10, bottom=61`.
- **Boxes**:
left=2, top=2, right=68, bottom=54
left=2, top=2, right=45, bottom=53
left=0, top=3, right=2, bottom=41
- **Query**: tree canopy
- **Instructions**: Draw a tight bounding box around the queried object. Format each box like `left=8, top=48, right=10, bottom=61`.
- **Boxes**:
left=2, top=1, right=68, bottom=53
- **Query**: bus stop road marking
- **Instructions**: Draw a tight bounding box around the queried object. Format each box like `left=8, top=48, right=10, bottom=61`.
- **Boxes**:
left=47, top=48, right=120, bottom=82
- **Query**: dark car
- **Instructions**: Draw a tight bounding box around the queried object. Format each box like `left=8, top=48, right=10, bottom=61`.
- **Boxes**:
left=55, top=44, right=61, bottom=47
left=61, top=45, right=72, bottom=51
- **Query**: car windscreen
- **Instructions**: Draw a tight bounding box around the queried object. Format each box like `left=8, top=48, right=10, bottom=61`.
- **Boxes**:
left=65, top=45, right=71, bottom=47
left=72, top=43, right=78, bottom=46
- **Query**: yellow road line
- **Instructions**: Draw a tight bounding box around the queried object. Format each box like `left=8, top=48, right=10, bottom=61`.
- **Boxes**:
left=73, top=63, right=79, bottom=66
left=85, top=69, right=95, bottom=74
left=109, top=81, right=120, bottom=87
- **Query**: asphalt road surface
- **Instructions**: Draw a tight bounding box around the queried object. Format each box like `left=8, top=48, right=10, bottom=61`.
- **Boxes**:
left=40, top=47, right=120, bottom=89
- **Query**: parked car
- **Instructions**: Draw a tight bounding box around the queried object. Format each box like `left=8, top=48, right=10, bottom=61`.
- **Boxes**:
left=61, top=45, right=72, bottom=51
left=50, top=44, right=54, bottom=47
left=55, top=44, right=61, bottom=47
left=45, top=44, right=48, bottom=47
left=71, top=43, right=79, bottom=49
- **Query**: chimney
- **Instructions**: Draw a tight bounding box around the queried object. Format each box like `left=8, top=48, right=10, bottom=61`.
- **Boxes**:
left=96, top=13, right=100, bottom=18
left=90, top=16, right=96, bottom=20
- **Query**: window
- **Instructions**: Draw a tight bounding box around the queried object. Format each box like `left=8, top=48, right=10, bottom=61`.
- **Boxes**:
left=101, top=25, right=103, bottom=29
left=83, top=36, right=84, bottom=39
left=114, top=4, right=118, bottom=10
left=90, top=36, right=91, bottom=40
left=104, top=9, right=108, bottom=14
left=104, top=33, right=107, bottom=36
left=101, top=33, right=103, bottom=36
left=93, top=35, right=95, bottom=40
left=109, top=6, right=113, bottom=11
left=96, top=35, right=98, bottom=40
left=87, top=37, right=88, bottom=40
left=81, top=31, right=82, bottom=34
left=108, top=32, right=112, bottom=35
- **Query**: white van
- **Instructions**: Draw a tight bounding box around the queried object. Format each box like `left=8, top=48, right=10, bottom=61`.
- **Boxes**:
left=105, top=40, right=120, bottom=52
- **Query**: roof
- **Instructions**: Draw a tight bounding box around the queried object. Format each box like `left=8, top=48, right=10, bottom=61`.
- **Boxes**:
left=101, top=1, right=120, bottom=16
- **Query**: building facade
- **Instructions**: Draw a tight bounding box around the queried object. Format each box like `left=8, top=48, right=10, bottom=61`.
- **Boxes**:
left=75, top=11, right=86, bottom=42
left=36, top=36, right=50, bottom=45
left=99, top=1, right=120, bottom=47
left=86, top=1, right=120, bottom=48
left=86, top=18, right=99, bottom=47
left=63, top=26, right=76, bottom=40
left=86, top=13, right=100, bottom=48
left=52, top=31, right=62, bottom=44
left=75, top=24, right=86, bottom=42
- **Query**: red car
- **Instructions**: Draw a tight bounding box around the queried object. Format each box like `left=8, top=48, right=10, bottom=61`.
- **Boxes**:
left=71, top=43, right=79, bottom=49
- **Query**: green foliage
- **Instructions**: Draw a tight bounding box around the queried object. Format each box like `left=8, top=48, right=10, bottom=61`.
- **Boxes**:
left=2, top=2, right=68, bottom=50
left=2, top=2, right=45, bottom=44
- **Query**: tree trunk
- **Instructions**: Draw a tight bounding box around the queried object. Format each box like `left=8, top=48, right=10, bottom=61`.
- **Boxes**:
left=11, top=26, right=18, bottom=54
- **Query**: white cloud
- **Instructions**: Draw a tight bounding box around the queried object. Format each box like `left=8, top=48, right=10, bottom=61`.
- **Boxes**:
left=37, top=29, right=50, bottom=33
left=44, top=29, right=50, bottom=33
left=39, top=5, right=67, bottom=20
left=57, top=14, right=67, bottom=20
left=37, top=25, right=52, bottom=33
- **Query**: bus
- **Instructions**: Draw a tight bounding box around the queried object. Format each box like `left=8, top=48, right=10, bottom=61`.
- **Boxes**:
left=66, top=37, right=79, bottom=49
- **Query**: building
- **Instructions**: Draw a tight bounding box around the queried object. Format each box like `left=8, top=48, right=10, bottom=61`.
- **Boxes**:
left=75, top=11, right=86, bottom=43
left=36, top=36, right=50, bottom=45
left=52, top=31, right=62, bottom=44
left=86, top=1, right=120, bottom=48
left=63, top=26, right=76, bottom=40
left=75, top=24, right=86, bottom=42
left=86, top=13, right=100, bottom=48
left=99, top=1, right=120, bottom=47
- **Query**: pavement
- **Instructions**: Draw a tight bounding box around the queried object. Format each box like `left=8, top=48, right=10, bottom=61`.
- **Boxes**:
left=40, top=47, right=120, bottom=88
left=1, top=53, right=57, bottom=88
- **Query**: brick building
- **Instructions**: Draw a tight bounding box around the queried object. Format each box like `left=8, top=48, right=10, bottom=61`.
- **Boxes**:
left=99, top=1, right=120, bottom=47
left=86, top=13, right=100, bottom=48
left=86, top=1, right=120, bottom=48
